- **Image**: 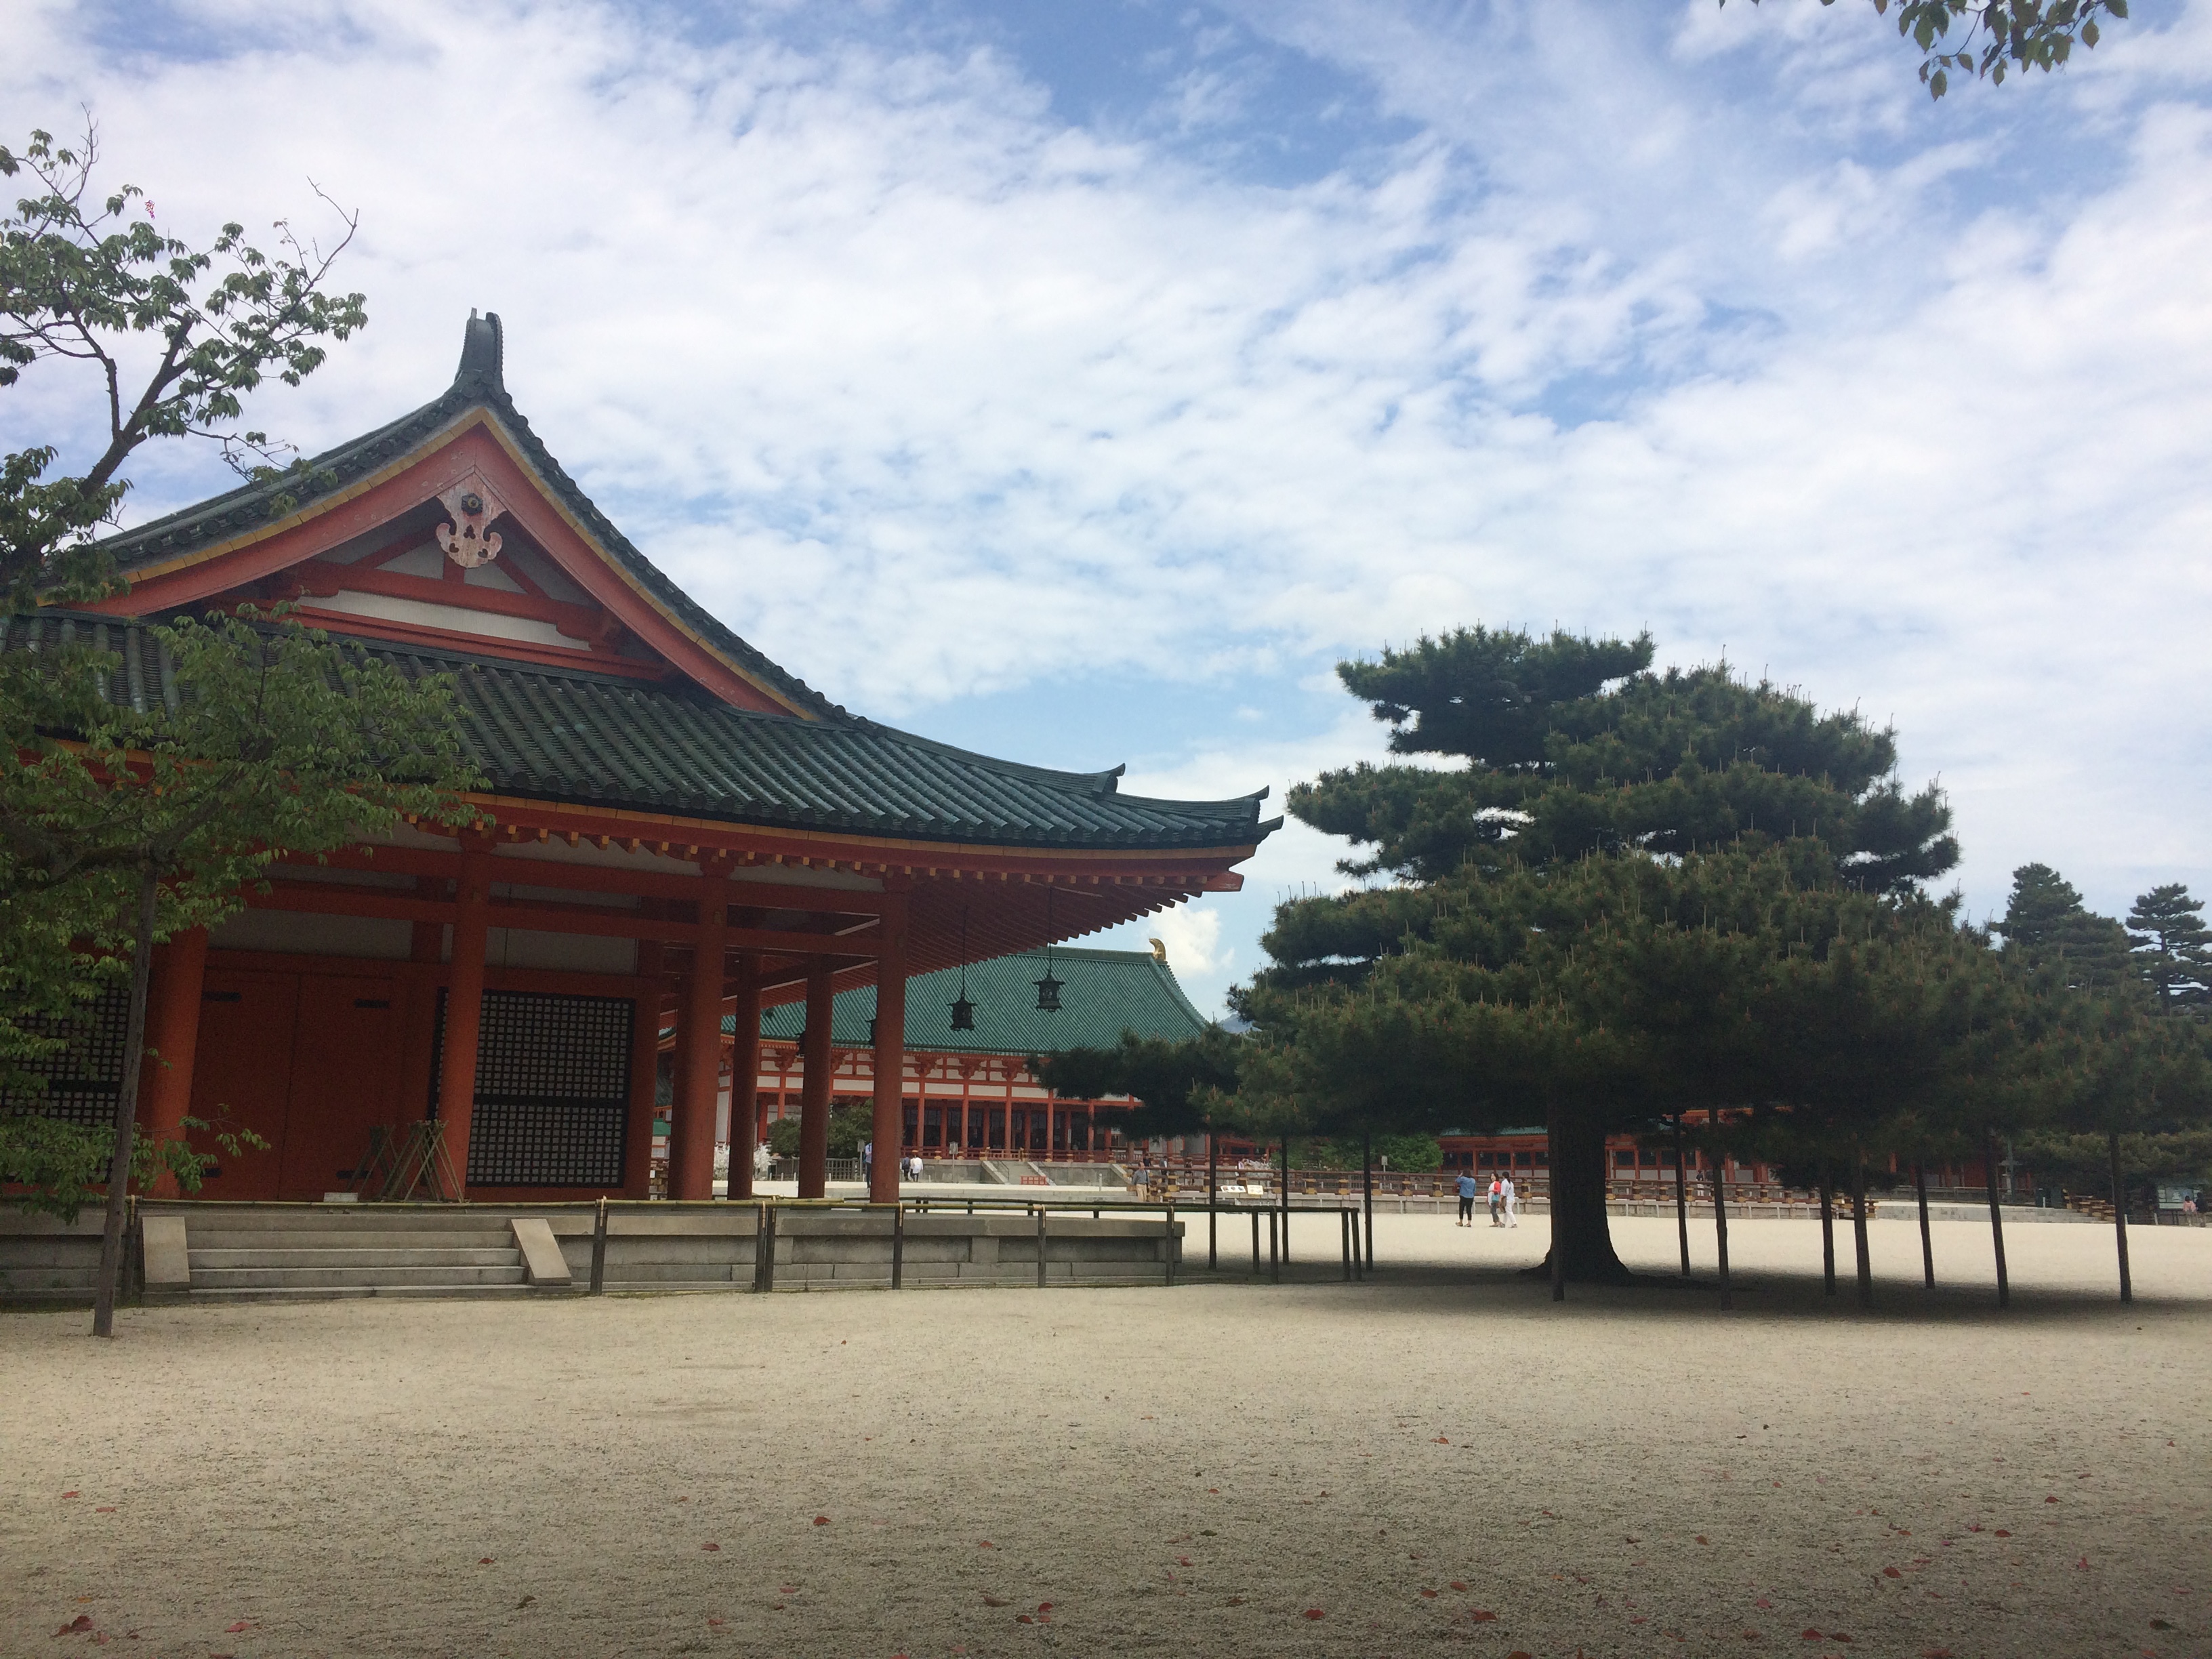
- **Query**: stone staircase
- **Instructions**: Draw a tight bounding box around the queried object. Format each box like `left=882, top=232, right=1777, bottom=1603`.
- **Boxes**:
left=165, top=1206, right=537, bottom=1303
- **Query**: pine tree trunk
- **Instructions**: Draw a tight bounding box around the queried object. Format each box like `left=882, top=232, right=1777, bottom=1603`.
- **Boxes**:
left=1536, top=1102, right=1633, bottom=1284
left=92, top=863, right=161, bottom=1340
left=2108, top=1129, right=2133, bottom=1305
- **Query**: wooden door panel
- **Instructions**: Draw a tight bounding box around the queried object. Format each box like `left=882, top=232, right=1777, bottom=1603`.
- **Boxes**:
left=278, top=976, right=405, bottom=1200
left=186, top=970, right=298, bottom=1200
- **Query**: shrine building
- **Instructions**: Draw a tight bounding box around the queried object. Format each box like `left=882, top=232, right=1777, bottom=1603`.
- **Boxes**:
left=733, top=941, right=1214, bottom=1166
left=14, top=314, right=1277, bottom=1208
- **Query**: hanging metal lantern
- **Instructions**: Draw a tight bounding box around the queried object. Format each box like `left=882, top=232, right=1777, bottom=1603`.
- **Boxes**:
left=1035, top=888, right=1063, bottom=1012
left=1033, top=968, right=1063, bottom=1013
left=949, top=905, right=977, bottom=1030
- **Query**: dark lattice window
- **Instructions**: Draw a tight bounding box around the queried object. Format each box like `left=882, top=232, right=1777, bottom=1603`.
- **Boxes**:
left=433, top=989, right=633, bottom=1187
left=0, top=988, right=130, bottom=1129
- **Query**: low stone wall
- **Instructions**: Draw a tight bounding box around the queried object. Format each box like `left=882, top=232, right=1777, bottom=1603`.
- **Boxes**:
left=0, top=1210, right=106, bottom=1303
left=544, top=1206, right=1179, bottom=1292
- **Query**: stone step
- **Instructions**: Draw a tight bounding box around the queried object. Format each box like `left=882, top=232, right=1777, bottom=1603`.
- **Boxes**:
left=189, top=1246, right=522, bottom=1270
left=189, top=1263, right=528, bottom=1290
left=186, top=1229, right=517, bottom=1253
left=156, top=1209, right=523, bottom=1230
left=183, top=1284, right=546, bottom=1304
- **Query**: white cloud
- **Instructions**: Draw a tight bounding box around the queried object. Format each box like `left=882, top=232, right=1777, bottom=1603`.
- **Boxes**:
left=7, top=0, right=2211, bottom=961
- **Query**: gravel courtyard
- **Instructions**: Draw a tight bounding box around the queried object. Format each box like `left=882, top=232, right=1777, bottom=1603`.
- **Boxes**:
left=5, top=1212, right=2207, bottom=1658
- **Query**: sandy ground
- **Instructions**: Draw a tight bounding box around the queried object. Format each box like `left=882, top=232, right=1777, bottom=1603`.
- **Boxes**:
left=4, top=1212, right=2207, bottom=1659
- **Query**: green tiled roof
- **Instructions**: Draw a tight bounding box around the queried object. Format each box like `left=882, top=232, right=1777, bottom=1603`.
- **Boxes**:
left=0, top=612, right=1275, bottom=851
left=94, top=313, right=842, bottom=720
left=748, top=947, right=1212, bottom=1054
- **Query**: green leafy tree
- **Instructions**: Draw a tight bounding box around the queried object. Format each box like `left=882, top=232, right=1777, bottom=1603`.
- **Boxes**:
left=2126, top=884, right=2211, bottom=1014
left=1248, top=630, right=1965, bottom=1282
left=1031, top=1026, right=1244, bottom=1145
left=1, top=121, right=365, bottom=609
left=1727, top=0, right=2129, bottom=99
left=0, top=610, right=479, bottom=1334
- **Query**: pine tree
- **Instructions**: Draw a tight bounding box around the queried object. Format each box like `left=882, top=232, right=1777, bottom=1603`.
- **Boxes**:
left=1246, top=627, right=1963, bottom=1283
left=1994, top=864, right=2132, bottom=992
left=2125, top=884, right=2212, bottom=1015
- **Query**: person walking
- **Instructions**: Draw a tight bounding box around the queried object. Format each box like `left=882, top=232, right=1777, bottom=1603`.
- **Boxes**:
left=1455, top=1169, right=1478, bottom=1226
left=1488, top=1173, right=1503, bottom=1227
left=1500, top=1171, right=1518, bottom=1228
left=861, top=1139, right=873, bottom=1187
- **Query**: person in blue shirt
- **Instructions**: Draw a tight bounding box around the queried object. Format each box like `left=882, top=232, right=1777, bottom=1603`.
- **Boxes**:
left=1455, top=1169, right=1478, bottom=1226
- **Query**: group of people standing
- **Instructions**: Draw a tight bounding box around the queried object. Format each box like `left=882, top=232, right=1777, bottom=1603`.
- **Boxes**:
left=1454, top=1169, right=1517, bottom=1228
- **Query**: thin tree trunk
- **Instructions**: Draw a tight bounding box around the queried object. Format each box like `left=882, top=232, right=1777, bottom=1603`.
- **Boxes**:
left=1207, top=1125, right=1218, bottom=1271
left=1362, top=1128, right=1374, bottom=1270
left=1714, top=1147, right=1732, bottom=1310
left=1278, top=1138, right=1290, bottom=1270
left=92, top=863, right=161, bottom=1340
left=1673, top=1115, right=1690, bottom=1276
left=1549, top=1114, right=1565, bottom=1302
left=2108, top=1129, right=2133, bottom=1305
left=1914, top=1160, right=1934, bottom=1289
left=1818, top=1158, right=1837, bottom=1296
left=1850, top=1144, right=1872, bottom=1311
left=1984, top=1132, right=2009, bottom=1311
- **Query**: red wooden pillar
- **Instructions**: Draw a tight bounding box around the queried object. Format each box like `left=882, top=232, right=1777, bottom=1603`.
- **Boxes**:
left=727, top=954, right=760, bottom=1200
left=625, top=906, right=665, bottom=1199
left=436, top=840, right=493, bottom=1199
left=798, top=958, right=835, bottom=1199
left=870, top=896, right=909, bottom=1204
left=671, top=863, right=729, bottom=1202
left=140, top=926, right=209, bottom=1198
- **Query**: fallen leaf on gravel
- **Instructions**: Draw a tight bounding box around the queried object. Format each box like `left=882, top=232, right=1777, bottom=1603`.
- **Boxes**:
left=1470, top=1610, right=1498, bottom=1622
left=94, top=1507, right=115, bottom=1514
left=2076, top=1557, right=2091, bottom=1570
left=1696, top=1536, right=1710, bottom=1545
left=982, top=1595, right=1010, bottom=1607
left=813, top=1516, right=830, bottom=1525
left=1757, top=1599, right=1774, bottom=1609
left=60, top=1492, right=77, bottom=1499
left=1420, top=1590, right=1438, bottom=1599
left=1450, top=1582, right=1467, bottom=1591
left=1829, top=1635, right=1852, bottom=1643
left=224, top=1622, right=252, bottom=1633
left=701, top=1542, right=720, bottom=1552
left=2046, top=1496, right=2059, bottom=1504
left=1178, top=1557, right=1192, bottom=1567
left=978, top=1540, right=994, bottom=1548
left=1303, top=1609, right=1326, bottom=1620
left=1226, top=1597, right=1244, bottom=1606
left=1508, top=1651, right=1532, bottom=1658
left=1434, top=1437, right=1450, bottom=1444
left=1883, top=1568, right=1902, bottom=1578
left=1802, top=1631, right=1824, bottom=1641
left=478, top=1558, right=493, bottom=1565
left=2152, top=1618, right=2173, bottom=1630
left=704, top=1618, right=721, bottom=1627
left=1038, top=1603, right=1052, bottom=1612
left=1921, top=1648, right=1954, bottom=1657
left=1745, top=1631, right=1762, bottom=1639
left=1017, top=1614, right=1033, bottom=1624
left=516, top=1596, right=536, bottom=1610
left=56, top=1615, right=94, bottom=1635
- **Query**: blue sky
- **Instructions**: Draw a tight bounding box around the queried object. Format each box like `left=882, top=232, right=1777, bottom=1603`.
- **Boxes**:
left=12, top=0, right=2212, bottom=1016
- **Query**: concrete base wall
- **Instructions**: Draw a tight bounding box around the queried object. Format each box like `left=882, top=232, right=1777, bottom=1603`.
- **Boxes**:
left=8, top=1202, right=1183, bottom=1303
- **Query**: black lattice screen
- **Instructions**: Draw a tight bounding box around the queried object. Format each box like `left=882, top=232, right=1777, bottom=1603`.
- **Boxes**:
left=433, top=989, right=634, bottom=1187
left=0, top=988, right=130, bottom=1128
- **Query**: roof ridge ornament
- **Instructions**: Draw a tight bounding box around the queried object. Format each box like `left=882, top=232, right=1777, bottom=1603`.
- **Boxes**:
left=436, top=470, right=508, bottom=569
left=455, top=308, right=506, bottom=396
